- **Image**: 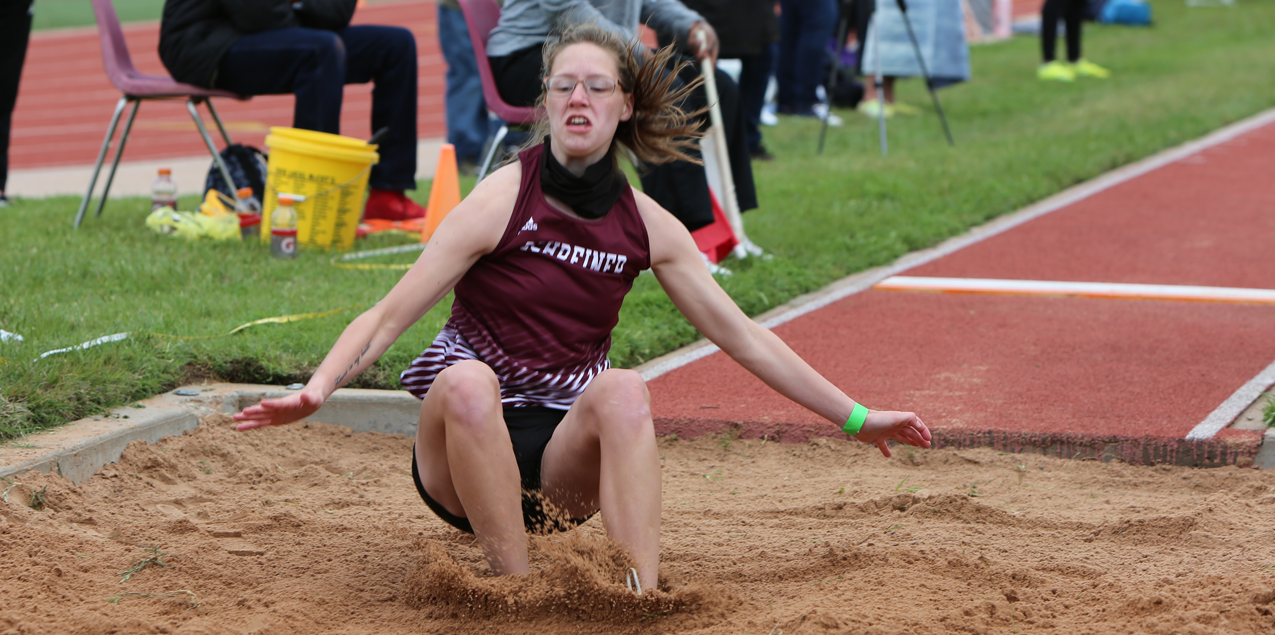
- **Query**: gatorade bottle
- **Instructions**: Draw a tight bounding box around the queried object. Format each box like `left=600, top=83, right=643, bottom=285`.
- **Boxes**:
left=151, top=168, right=177, bottom=211
left=271, top=195, right=299, bottom=259
left=235, top=187, right=262, bottom=213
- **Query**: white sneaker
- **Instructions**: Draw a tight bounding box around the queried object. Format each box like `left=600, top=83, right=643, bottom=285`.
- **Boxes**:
left=760, top=106, right=779, bottom=127
left=813, top=103, right=844, bottom=127
left=731, top=237, right=772, bottom=260
left=701, top=252, right=733, bottom=276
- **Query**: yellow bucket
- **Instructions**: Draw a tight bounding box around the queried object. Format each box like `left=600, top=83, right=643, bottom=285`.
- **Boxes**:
left=262, top=127, right=379, bottom=251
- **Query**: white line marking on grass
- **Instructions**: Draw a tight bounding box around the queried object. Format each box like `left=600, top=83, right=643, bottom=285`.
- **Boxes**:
left=38, top=332, right=130, bottom=360
left=874, top=277, right=1275, bottom=305
left=1188, top=358, right=1275, bottom=441
left=639, top=107, right=1275, bottom=382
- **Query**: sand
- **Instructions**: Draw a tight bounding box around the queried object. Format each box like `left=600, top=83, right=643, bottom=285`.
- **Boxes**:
left=1, top=414, right=1274, bottom=634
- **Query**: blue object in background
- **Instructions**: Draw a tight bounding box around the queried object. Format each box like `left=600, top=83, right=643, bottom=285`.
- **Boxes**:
left=1100, top=0, right=1152, bottom=25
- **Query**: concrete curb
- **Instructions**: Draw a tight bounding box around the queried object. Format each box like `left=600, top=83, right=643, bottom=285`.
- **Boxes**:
left=1260, top=430, right=1275, bottom=469
left=0, top=384, right=422, bottom=485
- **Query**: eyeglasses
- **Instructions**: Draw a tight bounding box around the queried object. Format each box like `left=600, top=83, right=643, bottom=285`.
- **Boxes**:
left=544, top=75, right=618, bottom=99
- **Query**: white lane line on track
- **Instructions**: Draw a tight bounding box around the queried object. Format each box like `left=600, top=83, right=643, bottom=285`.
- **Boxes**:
left=873, top=277, right=1275, bottom=305
left=878, top=276, right=1275, bottom=440
left=637, top=106, right=1275, bottom=385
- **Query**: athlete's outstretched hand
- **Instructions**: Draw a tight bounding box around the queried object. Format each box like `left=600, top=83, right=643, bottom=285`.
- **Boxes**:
left=233, top=388, right=325, bottom=431
left=854, top=410, right=932, bottom=458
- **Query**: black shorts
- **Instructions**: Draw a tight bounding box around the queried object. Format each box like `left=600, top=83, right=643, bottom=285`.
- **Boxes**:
left=411, top=405, right=596, bottom=535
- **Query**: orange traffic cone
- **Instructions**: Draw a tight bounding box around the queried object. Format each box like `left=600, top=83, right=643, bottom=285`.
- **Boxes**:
left=421, top=143, right=462, bottom=242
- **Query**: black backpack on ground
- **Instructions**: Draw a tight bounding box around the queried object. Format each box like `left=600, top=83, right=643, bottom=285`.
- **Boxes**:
left=827, top=65, right=865, bottom=109
left=205, top=143, right=269, bottom=203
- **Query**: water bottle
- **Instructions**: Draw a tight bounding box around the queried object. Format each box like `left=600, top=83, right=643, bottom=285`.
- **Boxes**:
left=271, top=194, right=299, bottom=259
left=236, top=187, right=262, bottom=213
left=235, top=187, right=263, bottom=241
left=151, top=168, right=177, bottom=211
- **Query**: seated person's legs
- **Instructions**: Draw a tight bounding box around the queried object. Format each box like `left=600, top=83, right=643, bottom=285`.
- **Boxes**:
left=216, top=27, right=347, bottom=133
left=489, top=44, right=545, bottom=109
left=217, top=25, right=424, bottom=221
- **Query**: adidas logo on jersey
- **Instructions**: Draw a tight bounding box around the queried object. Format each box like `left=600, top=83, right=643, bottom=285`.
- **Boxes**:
left=519, top=217, right=539, bottom=233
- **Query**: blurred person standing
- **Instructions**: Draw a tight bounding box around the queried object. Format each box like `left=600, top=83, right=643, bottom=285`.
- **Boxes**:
left=0, top=0, right=34, bottom=207
left=679, top=0, right=779, bottom=161
left=1037, top=0, right=1109, bottom=81
left=775, top=0, right=837, bottom=119
left=856, top=0, right=970, bottom=116
left=438, top=0, right=493, bottom=174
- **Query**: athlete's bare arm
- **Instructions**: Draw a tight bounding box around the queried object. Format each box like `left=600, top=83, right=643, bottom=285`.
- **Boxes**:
left=234, top=163, right=525, bottom=430
left=634, top=192, right=931, bottom=456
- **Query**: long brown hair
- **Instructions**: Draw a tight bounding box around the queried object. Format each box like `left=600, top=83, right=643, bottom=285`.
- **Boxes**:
left=529, top=23, right=706, bottom=168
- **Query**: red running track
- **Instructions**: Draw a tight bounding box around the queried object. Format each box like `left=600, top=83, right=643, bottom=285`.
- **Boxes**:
left=648, top=116, right=1275, bottom=466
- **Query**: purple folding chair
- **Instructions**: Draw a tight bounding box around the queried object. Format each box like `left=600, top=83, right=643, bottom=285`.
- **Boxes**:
left=456, top=0, right=541, bottom=181
left=74, top=0, right=249, bottom=227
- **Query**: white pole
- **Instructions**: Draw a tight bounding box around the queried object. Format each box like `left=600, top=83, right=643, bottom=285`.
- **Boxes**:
left=696, top=31, right=762, bottom=259
left=872, top=11, right=889, bottom=156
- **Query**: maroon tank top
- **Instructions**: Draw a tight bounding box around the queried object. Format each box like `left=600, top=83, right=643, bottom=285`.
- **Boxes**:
left=401, top=143, right=651, bottom=409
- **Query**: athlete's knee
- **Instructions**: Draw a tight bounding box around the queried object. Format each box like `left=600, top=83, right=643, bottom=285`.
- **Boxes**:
left=588, top=369, right=652, bottom=437
left=432, top=361, right=502, bottom=430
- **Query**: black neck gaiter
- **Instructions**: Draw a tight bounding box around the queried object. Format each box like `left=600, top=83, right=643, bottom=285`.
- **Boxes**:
left=539, top=137, right=625, bottom=220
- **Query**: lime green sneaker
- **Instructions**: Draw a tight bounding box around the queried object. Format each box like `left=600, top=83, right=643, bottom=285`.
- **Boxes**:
left=1071, top=59, right=1110, bottom=79
left=856, top=99, right=895, bottom=118
left=891, top=101, right=922, bottom=115
left=1037, top=60, right=1076, bottom=82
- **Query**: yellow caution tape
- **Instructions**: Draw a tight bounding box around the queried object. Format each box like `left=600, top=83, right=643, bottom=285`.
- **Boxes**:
left=225, top=307, right=352, bottom=335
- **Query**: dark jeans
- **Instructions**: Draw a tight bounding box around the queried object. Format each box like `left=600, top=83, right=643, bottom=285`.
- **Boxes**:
left=489, top=45, right=757, bottom=232
left=215, top=25, right=418, bottom=191
left=0, top=0, right=33, bottom=192
left=438, top=4, right=493, bottom=163
left=777, top=0, right=837, bottom=111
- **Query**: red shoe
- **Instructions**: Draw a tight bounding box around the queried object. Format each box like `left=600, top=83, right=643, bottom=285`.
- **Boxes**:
left=363, top=189, right=427, bottom=221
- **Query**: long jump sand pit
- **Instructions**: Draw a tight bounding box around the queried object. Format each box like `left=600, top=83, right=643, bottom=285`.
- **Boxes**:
left=2, top=414, right=1274, bottom=634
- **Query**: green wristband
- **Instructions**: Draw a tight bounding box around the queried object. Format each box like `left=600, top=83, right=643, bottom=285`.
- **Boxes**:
left=842, top=403, right=868, bottom=436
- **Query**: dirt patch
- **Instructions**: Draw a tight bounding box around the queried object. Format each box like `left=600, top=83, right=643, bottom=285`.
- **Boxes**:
left=2, top=416, right=1274, bottom=634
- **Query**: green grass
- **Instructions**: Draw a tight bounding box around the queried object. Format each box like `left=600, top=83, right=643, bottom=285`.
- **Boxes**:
left=4, top=0, right=1275, bottom=438
left=31, top=0, right=404, bottom=31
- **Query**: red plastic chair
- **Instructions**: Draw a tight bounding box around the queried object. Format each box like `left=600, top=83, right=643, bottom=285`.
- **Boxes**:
left=456, top=0, right=541, bottom=181
left=74, top=0, right=249, bottom=228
